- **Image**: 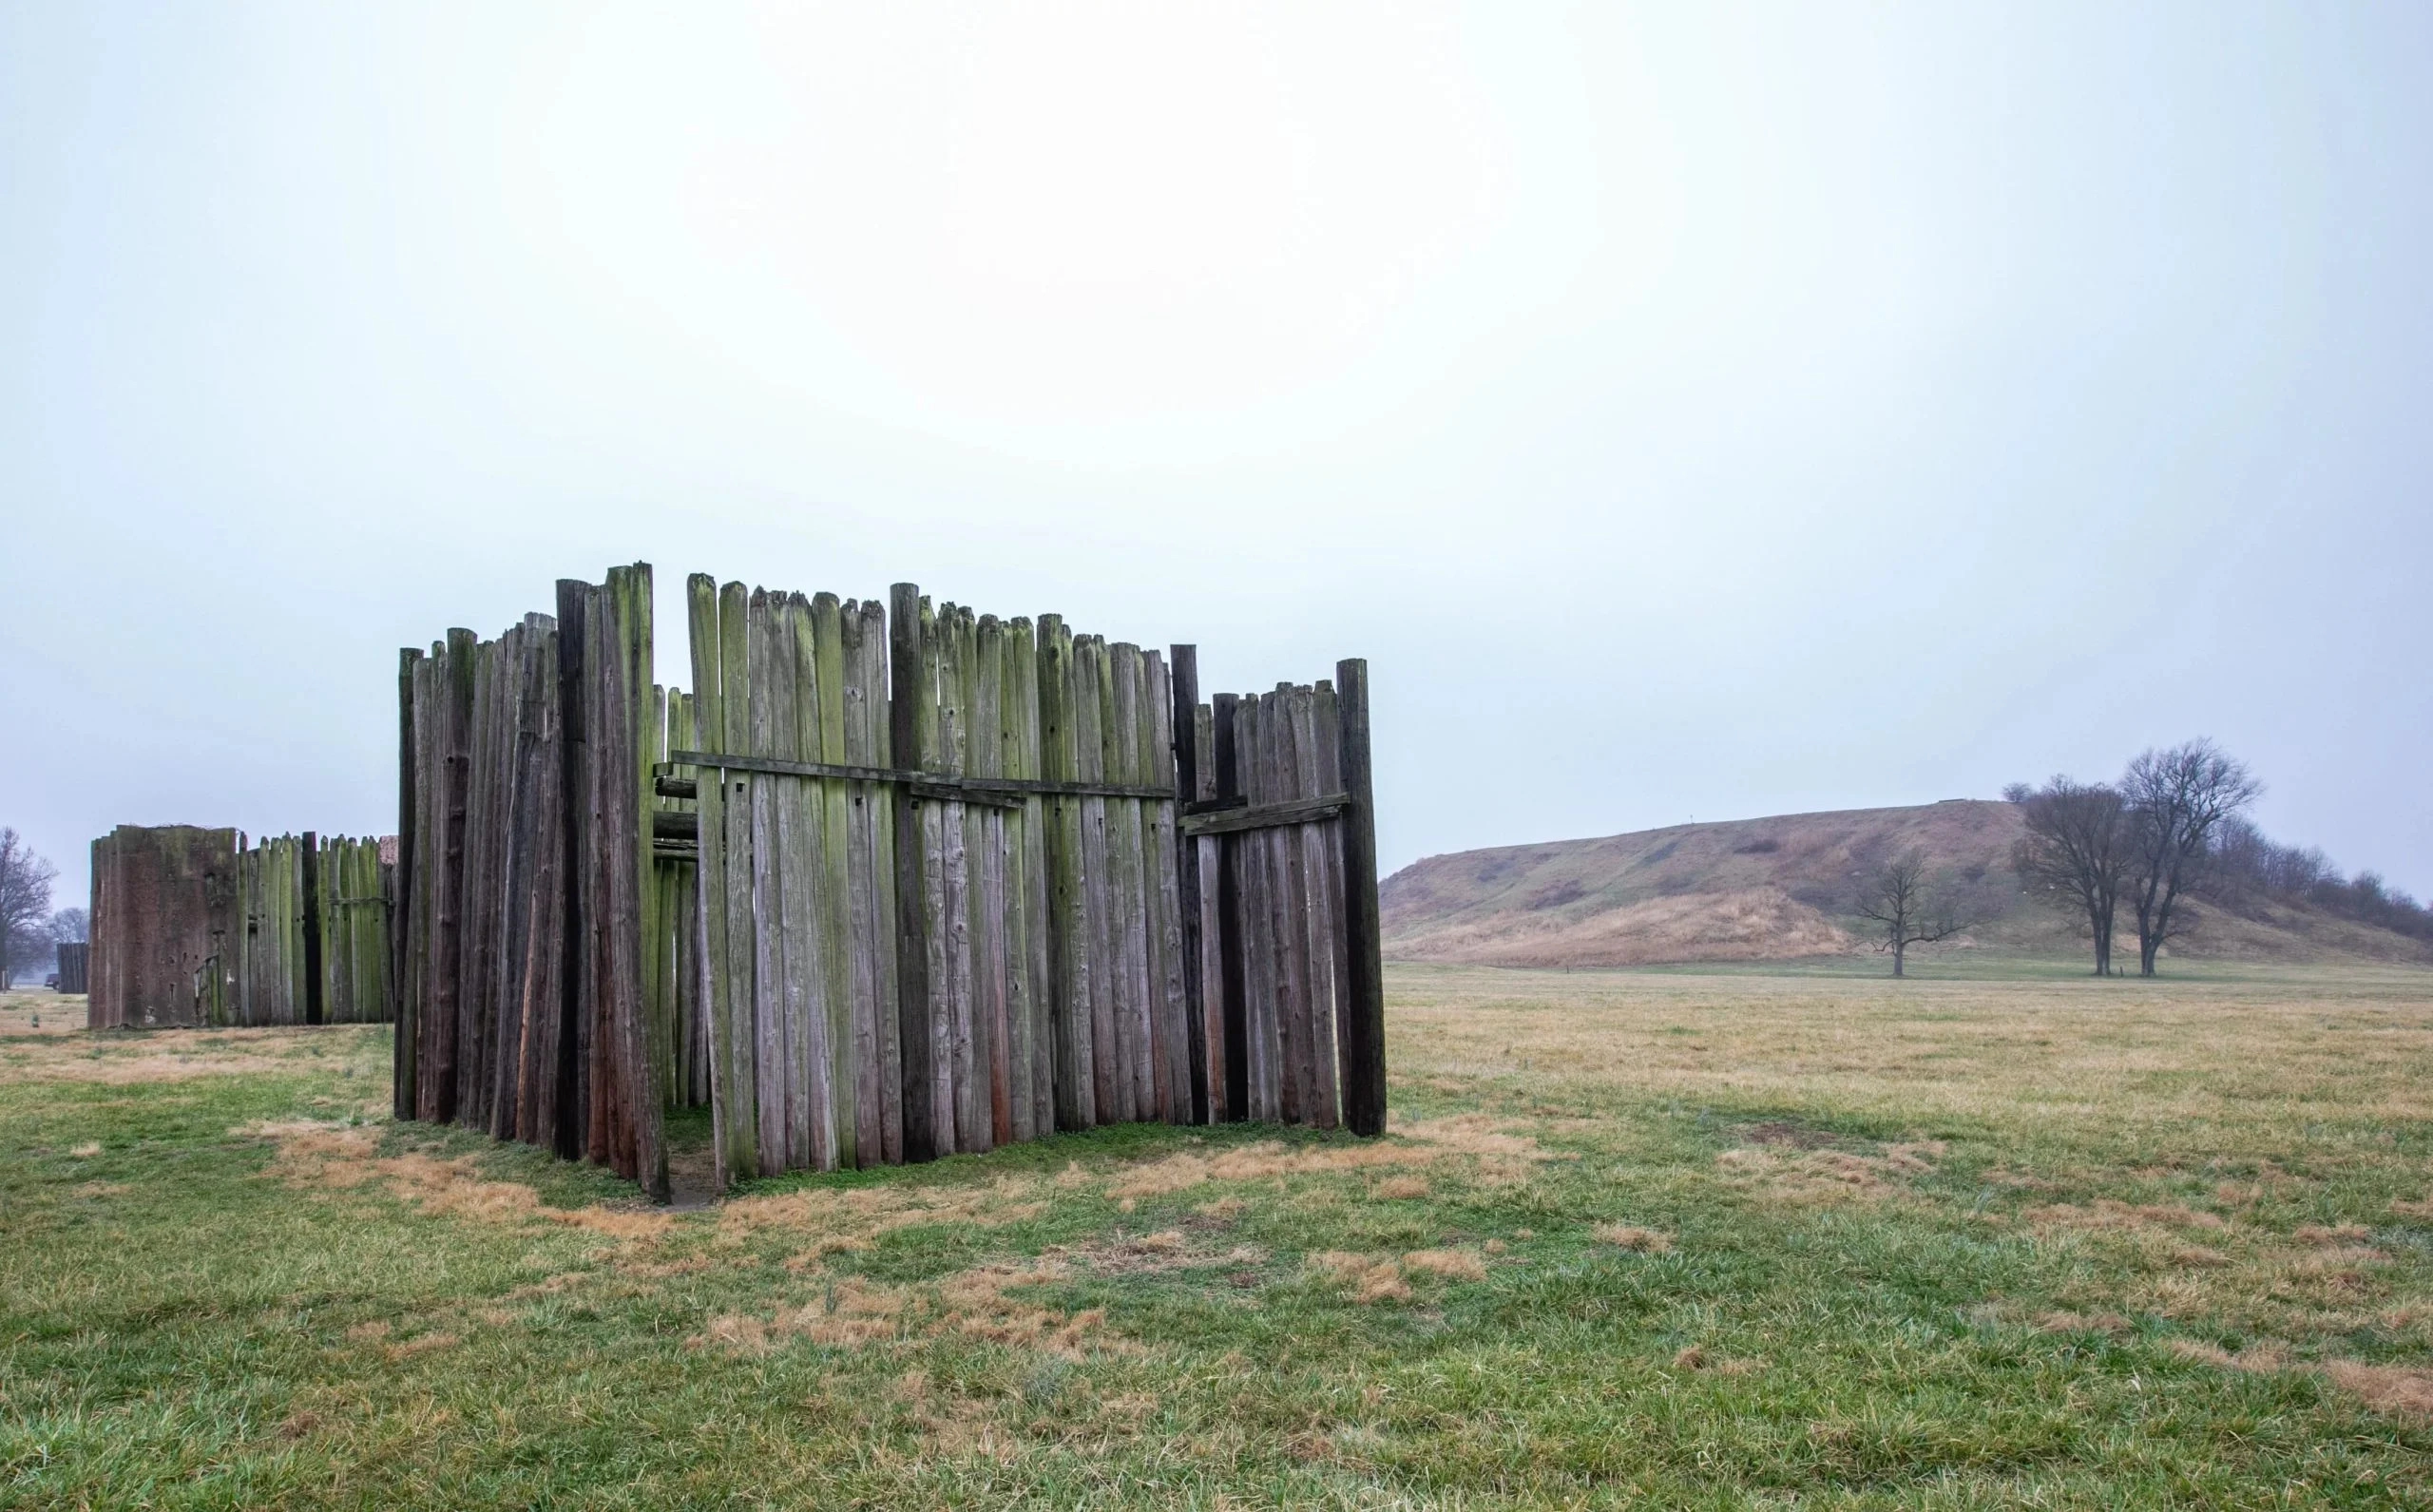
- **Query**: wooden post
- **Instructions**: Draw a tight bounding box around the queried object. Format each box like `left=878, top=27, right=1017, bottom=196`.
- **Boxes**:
left=411, top=653, right=440, bottom=1111
left=395, top=649, right=419, bottom=1116
left=552, top=585, right=590, bottom=1159
left=1075, top=636, right=1120, bottom=1123
left=608, top=565, right=668, bottom=1201
left=689, top=575, right=755, bottom=1187
left=1145, top=652, right=1190, bottom=1123
left=300, top=832, right=324, bottom=1025
left=1009, top=618, right=1054, bottom=1141
left=1169, top=647, right=1207, bottom=1121
left=1289, top=685, right=1339, bottom=1127
left=433, top=626, right=478, bottom=1123
left=853, top=599, right=903, bottom=1164
left=1212, top=693, right=1248, bottom=1120
left=889, top=583, right=935, bottom=1162
left=812, top=592, right=856, bottom=1170
left=1037, top=615, right=1093, bottom=1131
left=974, top=613, right=1012, bottom=1150
left=1333, top=659, right=1387, bottom=1138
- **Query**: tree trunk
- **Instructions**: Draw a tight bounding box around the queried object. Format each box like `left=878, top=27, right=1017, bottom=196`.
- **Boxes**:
left=1891, top=939, right=1906, bottom=978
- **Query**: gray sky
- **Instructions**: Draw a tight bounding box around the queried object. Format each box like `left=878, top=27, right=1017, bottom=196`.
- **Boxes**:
left=7, top=2, right=2429, bottom=914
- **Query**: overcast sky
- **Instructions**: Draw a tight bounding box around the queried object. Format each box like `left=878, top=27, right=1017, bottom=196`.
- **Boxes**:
left=7, top=2, right=2429, bottom=914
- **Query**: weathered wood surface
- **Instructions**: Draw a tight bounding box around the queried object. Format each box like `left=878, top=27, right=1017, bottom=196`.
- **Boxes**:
left=90, top=826, right=393, bottom=1031
left=87, top=825, right=239, bottom=1028
left=1178, top=795, right=1351, bottom=836
left=393, top=562, right=1387, bottom=1198
left=1332, top=658, right=1388, bottom=1137
left=393, top=566, right=666, bottom=1199
left=54, top=941, right=90, bottom=995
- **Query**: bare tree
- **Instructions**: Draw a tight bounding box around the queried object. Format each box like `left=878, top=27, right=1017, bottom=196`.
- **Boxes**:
left=2120, top=739, right=2261, bottom=976
left=2007, top=776, right=2130, bottom=976
left=1855, top=851, right=1974, bottom=978
left=51, top=907, right=88, bottom=943
left=0, top=830, right=60, bottom=990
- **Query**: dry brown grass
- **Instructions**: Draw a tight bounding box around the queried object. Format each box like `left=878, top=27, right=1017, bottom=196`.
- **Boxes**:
left=1401, top=1248, right=1489, bottom=1280
left=2164, top=1338, right=2433, bottom=1421
left=6, top=1034, right=323, bottom=1085
left=1389, top=886, right=1855, bottom=968
left=1305, top=1251, right=1411, bottom=1304
left=1385, top=963, right=2433, bottom=1137
left=715, top=1176, right=1046, bottom=1262
left=695, top=1255, right=1121, bottom=1362
left=1593, top=1223, right=1674, bottom=1254
left=253, top=1120, right=674, bottom=1240
left=1099, top=1113, right=1555, bottom=1204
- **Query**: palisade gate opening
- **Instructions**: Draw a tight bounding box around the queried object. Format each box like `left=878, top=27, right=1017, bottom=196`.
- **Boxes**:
left=392, top=564, right=1386, bottom=1201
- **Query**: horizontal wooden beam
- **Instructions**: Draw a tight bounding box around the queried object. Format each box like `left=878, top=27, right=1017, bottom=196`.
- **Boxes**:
left=666, top=749, right=1172, bottom=803
left=909, top=780, right=1022, bottom=811
left=1180, top=794, right=1351, bottom=837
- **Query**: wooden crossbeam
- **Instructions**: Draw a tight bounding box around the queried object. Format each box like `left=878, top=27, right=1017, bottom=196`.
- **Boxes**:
left=1178, top=794, right=1351, bottom=837
left=665, top=749, right=1171, bottom=804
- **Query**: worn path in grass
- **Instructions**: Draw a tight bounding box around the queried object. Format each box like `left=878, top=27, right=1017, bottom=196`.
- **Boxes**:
left=4, top=966, right=2432, bottom=1508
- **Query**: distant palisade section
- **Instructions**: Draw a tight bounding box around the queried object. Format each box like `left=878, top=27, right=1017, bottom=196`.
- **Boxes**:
left=1381, top=801, right=2433, bottom=969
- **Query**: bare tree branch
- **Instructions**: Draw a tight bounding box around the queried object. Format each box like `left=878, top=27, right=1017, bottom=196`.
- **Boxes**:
left=2008, top=775, right=2130, bottom=976
left=1855, top=851, right=1976, bottom=978
left=2121, top=739, right=2261, bottom=977
left=0, top=830, right=60, bottom=990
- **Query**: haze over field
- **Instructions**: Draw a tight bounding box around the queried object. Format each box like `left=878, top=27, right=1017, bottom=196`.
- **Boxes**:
left=6, top=4, right=2429, bottom=908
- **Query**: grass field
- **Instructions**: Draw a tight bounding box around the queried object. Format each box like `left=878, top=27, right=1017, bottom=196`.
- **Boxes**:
left=6, top=962, right=2432, bottom=1508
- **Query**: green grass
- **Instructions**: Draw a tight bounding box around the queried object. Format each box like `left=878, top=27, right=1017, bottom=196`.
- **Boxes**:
left=4, top=967, right=2431, bottom=1508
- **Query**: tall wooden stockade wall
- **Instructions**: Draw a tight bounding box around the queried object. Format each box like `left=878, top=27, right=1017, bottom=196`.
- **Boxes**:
left=87, top=824, right=394, bottom=1028
left=56, top=942, right=90, bottom=995
left=393, top=563, right=1383, bottom=1201
left=391, top=568, right=673, bottom=1197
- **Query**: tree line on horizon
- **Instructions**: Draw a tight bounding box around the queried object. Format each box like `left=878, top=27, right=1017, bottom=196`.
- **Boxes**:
left=0, top=830, right=86, bottom=990
left=2005, top=738, right=2432, bottom=977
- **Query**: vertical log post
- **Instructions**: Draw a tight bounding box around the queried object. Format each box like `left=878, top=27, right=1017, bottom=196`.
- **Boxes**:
left=300, top=832, right=324, bottom=1026
left=395, top=649, right=419, bottom=1117
left=889, top=582, right=936, bottom=1162
left=1333, top=659, right=1386, bottom=1137
left=552, top=584, right=590, bottom=1160
left=1212, top=693, right=1249, bottom=1120
left=1169, top=646, right=1207, bottom=1122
